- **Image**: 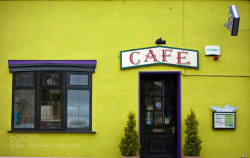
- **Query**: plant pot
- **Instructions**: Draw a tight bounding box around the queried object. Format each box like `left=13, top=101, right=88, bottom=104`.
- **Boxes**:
left=183, top=156, right=201, bottom=158
left=121, top=156, right=139, bottom=158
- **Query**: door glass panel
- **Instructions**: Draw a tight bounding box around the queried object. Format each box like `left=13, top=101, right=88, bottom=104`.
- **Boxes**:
left=154, top=97, right=163, bottom=110
left=164, top=111, right=171, bottom=125
left=42, top=73, right=60, bottom=85
left=14, top=90, right=35, bottom=128
left=144, top=80, right=173, bottom=127
left=40, top=89, right=61, bottom=129
left=154, top=111, right=163, bottom=126
left=164, top=80, right=173, bottom=95
left=145, top=96, right=153, bottom=110
left=145, top=111, right=153, bottom=125
left=154, top=81, right=163, bottom=95
left=164, top=97, right=171, bottom=111
left=145, top=82, right=153, bottom=95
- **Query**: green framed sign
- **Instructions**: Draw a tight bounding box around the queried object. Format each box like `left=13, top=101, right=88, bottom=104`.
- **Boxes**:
left=213, top=112, right=236, bottom=129
left=120, top=46, right=199, bottom=69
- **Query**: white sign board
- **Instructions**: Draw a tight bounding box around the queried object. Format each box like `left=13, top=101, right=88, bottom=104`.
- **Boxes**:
left=120, top=46, right=199, bottom=69
left=205, top=46, right=221, bottom=56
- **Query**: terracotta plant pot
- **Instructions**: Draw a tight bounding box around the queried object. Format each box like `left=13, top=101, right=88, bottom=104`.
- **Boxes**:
left=121, top=156, right=139, bottom=158
left=183, top=156, right=201, bottom=158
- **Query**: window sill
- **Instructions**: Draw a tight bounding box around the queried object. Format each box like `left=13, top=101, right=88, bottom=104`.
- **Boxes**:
left=8, top=130, right=96, bottom=133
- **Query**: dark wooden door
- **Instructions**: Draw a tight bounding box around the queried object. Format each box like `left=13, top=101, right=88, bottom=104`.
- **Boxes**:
left=140, top=75, right=177, bottom=158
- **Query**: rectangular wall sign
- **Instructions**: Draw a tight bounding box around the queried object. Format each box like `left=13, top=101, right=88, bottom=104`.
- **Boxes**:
left=205, top=46, right=221, bottom=56
left=213, top=112, right=235, bottom=129
left=120, top=46, right=199, bottom=69
left=228, top=5, right=240, bottom=36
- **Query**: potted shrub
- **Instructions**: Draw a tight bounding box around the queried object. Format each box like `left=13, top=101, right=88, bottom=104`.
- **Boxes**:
left=119, top=111, right=140, bottom=158
left=183, top=110, right=202, bottom=158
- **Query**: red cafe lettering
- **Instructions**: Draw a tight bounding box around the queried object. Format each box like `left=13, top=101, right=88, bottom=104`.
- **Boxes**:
left=129, top=49, right=190, bottom=65
left=121, top=46, right=198, bottom=69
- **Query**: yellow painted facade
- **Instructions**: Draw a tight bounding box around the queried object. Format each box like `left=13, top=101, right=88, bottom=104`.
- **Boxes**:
left=0, top=1, right=249, bottom=158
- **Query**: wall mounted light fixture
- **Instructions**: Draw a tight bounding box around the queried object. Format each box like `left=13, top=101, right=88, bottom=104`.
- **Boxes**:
left=224, top=5, right=240, bottom=36
left=155, top=38, right=166, bottom=45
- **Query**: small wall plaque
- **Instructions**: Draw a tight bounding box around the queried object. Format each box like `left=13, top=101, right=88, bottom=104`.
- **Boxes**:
left=205, top=46, right=221, bottom=56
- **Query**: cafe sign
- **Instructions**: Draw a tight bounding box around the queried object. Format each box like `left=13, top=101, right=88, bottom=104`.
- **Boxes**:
left=120, top=46, right=199, bottom=69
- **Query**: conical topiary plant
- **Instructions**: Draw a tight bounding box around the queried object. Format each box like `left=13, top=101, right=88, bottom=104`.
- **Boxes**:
left=183, top=109, right=202, bottom=157
left=119, top=111, right=140, bottom=157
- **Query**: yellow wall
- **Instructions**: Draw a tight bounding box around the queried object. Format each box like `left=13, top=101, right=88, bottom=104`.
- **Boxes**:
left=0, top=1, right=249, bottom=158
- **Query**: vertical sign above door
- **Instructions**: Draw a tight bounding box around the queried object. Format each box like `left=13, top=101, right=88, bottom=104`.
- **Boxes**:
left=120, top=46, right=199, bottom=69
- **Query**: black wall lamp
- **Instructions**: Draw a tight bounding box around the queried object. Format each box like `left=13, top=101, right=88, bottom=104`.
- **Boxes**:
left=155, top=38, right=166, bottom=45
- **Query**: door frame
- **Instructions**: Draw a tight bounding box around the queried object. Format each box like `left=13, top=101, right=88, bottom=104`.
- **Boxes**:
left=138, top=71, right=181, bottom=158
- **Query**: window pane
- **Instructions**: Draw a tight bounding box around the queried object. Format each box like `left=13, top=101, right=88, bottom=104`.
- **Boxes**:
left=79, top=90, right=89, bottom=103
left=67, top=116, right=79, bottom=128
left=42, top=73, right=60, bottom=85
left=70, top=74, right=88, bottom=86
left=79, top=103, right=89, bottom=116
left=67, top=90, right=89, bottom=129
left=40, top=89, right=61, bottom=129
left=79, top=115, right=89, bottom=129
left=16, top=73, right=33, bottom=85
left=67, top=90, right=78, bottom=103
left=67, top=103, right=79, bottom=115
left=14, top=90, right=35, bottom=128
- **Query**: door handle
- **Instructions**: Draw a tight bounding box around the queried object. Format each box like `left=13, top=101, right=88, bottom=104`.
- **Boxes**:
left=172, top=127, right=175, bottom=134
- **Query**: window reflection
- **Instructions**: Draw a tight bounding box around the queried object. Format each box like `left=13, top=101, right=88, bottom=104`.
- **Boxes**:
left=145, top=111, right=153, bottom=125
left=16, top=73, right=33, bottom=85
left=70, top=74, right=88, bottom=85
left=164, top=111, right=171, bottom=125
left=145, top=96, right=153, bottom=110
left=144, top=80, right=174, bottom=126
left=40, top=89, right=61, bottom=129
left=154, top=97, right=163, bottom=110
left=145, top=82, right=153, bottom=95
left=154, top=81, right=163, bottom=95
left=67, top=90, right=89, bottom=129
left=154, top=111, right=163, bottom=126
left=12, top=71, right=93, bottom=131
left=14, top=90, right=35, bottom=128
left=42, top=73, right=60, bottom=85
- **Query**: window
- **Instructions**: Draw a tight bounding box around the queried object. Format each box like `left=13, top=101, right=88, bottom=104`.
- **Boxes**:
left=144, top=80, right=174, bottom=126
left=9, top=60, right=96, bottom=132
